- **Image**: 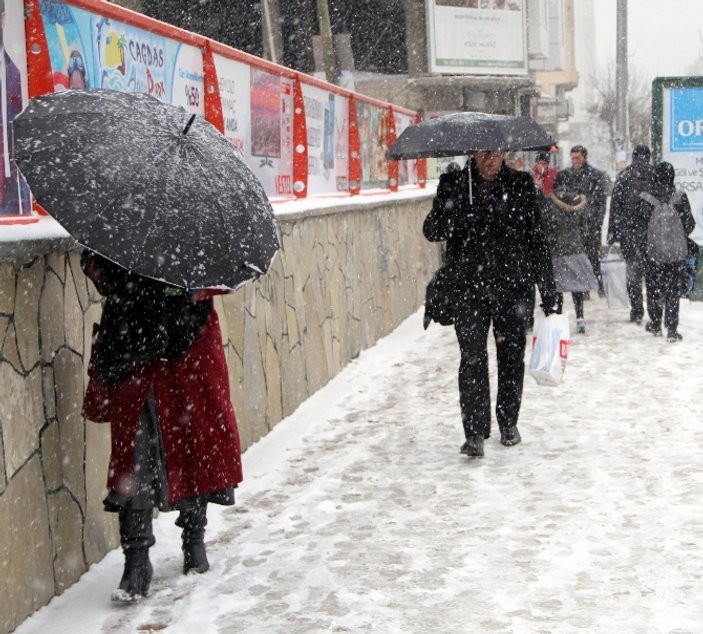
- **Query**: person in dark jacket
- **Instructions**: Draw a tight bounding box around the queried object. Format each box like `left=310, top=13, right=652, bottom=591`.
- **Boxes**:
left=640, top=162, right=696, bottom=341
left=554, top=145, right=610, bottom=296
left=607, top=144, right=657, bottom=323
left=81, top=251, right=243, bottom=603
left=541, top=182, right=599, bottom=334
left=423, top=151, right=557, bottom=458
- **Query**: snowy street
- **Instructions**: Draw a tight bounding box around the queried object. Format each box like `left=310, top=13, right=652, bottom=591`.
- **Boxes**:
left=16, top=296, right=703, bottom=634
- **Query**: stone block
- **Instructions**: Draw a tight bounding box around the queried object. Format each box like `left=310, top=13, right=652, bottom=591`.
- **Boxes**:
left=84, top=421, right=119, bottom=564
left=0, top=432, right=5, bottom=495
left=46, top=252, right=65, bottom=283
left=42, top=364, right=57, bottom=421
left=0, top=362, right=43, bottom=478
left=15, top=259, right=43, bottom=371
left=47, top=489, right=86, bottom=593
left=2, top=321, right=21, bottom=372
left=39, top=270, right=65, bottom=363
left=263, top=334, right=282, bottom=425
left=0, top=456, right=54, bottom=633
left=239, top=314, right=269, bottom=448
left=67, top=251, right=90, bottom=312
left=41, top=420, right=63, bottom=491
left=53, top=348, right=86, bottom=506
left=63, top=266, right=84, bottom=356
left=0, top=261, right=14, bottom=315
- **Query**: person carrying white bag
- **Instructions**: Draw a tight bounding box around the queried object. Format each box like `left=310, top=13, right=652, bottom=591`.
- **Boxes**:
left=529, top=313, right=570, bottom=386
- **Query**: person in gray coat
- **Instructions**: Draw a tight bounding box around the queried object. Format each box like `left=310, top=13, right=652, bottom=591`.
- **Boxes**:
left=554, top=145, right=610, bottom=297
left=540, top=183, right=599, bottom=334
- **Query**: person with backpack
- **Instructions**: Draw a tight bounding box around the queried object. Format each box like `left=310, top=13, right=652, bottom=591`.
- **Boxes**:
left=639, top=161, right=695, bottom=341
left=607, top=145, right=657, bottom=324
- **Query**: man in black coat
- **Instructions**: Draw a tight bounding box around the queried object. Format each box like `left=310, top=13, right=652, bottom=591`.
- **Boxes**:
left=423, top=151, right=557, bottom=458
left=607, top=144, right=657, bottom=323
left=555, top=145, right=610, bottom=296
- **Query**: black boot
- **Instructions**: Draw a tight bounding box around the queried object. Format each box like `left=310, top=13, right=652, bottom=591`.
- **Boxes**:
left=112, top=509, right=155, bottom=603
left=176, top=499, right=209, bottom=574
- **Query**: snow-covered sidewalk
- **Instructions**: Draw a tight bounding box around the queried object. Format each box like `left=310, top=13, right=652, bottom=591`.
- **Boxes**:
left=16, top=297, right=703, bottom=634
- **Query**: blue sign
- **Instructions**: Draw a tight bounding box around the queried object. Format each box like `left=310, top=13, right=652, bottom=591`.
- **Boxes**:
left=670, top=87, right=703, bottom=152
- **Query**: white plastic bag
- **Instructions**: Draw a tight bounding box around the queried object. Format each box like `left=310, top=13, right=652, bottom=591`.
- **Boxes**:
left=529, top=313, right=570, bottom=386
left=600, top=246, right=629, bottom=310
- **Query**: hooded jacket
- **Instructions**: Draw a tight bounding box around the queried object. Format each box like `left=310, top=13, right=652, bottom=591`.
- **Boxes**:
left=423, top=159, right=556, bottom=301
left=608, top=158, right=657, bottom=256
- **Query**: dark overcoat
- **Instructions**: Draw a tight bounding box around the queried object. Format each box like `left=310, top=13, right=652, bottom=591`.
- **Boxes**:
left=423, top=160, right=556, bottom=301
left=608, top=159, right=657, bottom=257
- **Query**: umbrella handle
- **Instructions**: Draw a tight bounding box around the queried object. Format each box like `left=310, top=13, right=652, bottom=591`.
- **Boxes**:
left=182, top=114, right=196, bottom=136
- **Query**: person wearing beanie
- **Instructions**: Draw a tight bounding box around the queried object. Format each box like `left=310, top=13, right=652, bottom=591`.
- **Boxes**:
left=607, top=144, right=657, bottom=324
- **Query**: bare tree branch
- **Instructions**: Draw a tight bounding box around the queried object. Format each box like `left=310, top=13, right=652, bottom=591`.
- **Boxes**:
left=586, top=61, right=651, bottom=157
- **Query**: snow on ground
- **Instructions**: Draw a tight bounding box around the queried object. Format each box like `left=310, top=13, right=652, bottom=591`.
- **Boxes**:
left=15, top=296, right=703, bottom=634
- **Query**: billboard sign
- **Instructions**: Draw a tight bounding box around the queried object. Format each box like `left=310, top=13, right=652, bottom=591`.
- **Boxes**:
left=653, top=77, right=703, bottom=245
left=426, top=0, right=527, bottom=76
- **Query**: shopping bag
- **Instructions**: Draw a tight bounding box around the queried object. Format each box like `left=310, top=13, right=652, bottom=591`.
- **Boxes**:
left=529, top=313, right=570, bottom=386
left=600, top=246, right=629, bottom=310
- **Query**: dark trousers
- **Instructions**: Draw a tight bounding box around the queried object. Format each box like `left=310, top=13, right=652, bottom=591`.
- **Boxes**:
left=454, top=292, right=529, bottom=439
left=583, top=223, right=604, bottom=293
left=624, top=247, right=646, bottom=320
left=646, top=261, right=684, bottom=331
left=556, top=292, right=585, bottom=319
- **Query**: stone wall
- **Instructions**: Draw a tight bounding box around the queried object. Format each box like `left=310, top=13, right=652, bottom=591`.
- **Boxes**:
left=0, top=192, right=440, bottom=632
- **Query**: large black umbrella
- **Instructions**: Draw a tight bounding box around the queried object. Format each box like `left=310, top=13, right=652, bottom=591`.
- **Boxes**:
left=386, top=112, right=554, bottom=160
left=13, top=89, right=279, bottom=290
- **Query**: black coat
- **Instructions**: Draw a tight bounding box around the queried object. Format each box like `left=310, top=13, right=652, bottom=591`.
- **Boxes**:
left=423, top=160, right=556, bottom=301
left=608, top=159, right=657, bottom=256
left=81, top=251, right=212, bottom=384
left=554, top=163, right=610, bottom=229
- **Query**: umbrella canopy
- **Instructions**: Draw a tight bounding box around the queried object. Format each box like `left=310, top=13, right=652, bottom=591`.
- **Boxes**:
left=387, top=112, right=555, bottom=160
left=13, top=89, right=279, bottom=290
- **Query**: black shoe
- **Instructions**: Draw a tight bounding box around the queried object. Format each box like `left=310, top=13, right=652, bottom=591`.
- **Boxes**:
left=464, top=434, right=484, bottom=458
left=598, top=288, right=606, bottom=298
left=112, top=509, right=155, bottom=603
left=645, top=321, right=662, bottom=336
left=112, top=547, right=153, bottom=603
left=500, top=426, right=522, bottom=447
left=183, top=541, right=210, bottom=574
left=667, top=330, right=683, bottom=342
left=630, top=312, right=643, bottom=325
left=177, top=500, right=210, bottom=574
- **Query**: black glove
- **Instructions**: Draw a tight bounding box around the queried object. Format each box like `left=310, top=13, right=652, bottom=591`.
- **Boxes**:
left=540, top=295, right=559, bottom=316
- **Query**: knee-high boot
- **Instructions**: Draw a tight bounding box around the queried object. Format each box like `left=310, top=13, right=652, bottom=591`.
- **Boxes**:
left=176, top=499, right=209, bottom=574
left=112, top=508, right=155, bottom=603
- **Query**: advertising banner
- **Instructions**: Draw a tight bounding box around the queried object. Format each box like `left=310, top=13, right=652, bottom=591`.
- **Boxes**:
left=655, top=80, right=703, bottom=244
left=38, top=0, right=204, bottom=111
left=426, top=0, right=527, bottom=76
left=393, top=111, right=416, bottom=186
left=301, top=84, right=349, bottom=195
left=357, top=101, right=389, bottom=189
left=248, top=68, right=294, bottom=198
left=0, top=0, right=30, bottom=216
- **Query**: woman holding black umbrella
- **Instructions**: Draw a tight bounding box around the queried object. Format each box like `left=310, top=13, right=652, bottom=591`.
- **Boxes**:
left=81, top=252, right=243, bottom=603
